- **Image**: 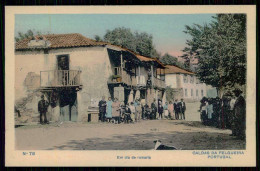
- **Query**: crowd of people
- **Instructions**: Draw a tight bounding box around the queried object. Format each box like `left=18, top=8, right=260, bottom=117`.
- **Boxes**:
left=98, top=97, right=187, bottom=124
left=36, top=88, right=246, bottom=141
left=199, top=89, right=246, bottom=140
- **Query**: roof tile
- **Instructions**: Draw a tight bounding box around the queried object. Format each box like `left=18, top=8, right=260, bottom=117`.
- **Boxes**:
left=15, top=33, right=106, bottom=50
left=164, top=65, right=194, bottom=75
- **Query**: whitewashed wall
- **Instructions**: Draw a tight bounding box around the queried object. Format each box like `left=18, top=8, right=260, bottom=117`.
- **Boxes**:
left=15, top=46, right=113, bottom=121
left=165, top=73, right=207, bottom=101
left=15, top=50, right=46, bottom=100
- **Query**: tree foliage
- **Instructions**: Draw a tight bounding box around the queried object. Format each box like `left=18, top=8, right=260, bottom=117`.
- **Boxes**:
left=102, top=27, right=160, bottom=58
left=94, top=35, right=102, bottom=42
left=181, top=14, right=246, bottom=94
left=159, top=53, right=186, bottom=69
left=15, top=30, right=44, bottom=42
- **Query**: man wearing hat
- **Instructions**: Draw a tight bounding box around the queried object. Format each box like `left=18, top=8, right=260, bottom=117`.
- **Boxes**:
left=232, top=89, right=246, bottom=140
left=38, top=95, right=49, bottom=124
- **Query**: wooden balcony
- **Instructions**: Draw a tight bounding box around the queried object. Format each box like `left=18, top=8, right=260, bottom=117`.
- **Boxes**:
left=153, top=77, right=166, bottom=89
left=136, top=75, right=147, bottom=87
left=109, top=67, right=136, bottom=87
left=40, top=70, right=82, bottom=88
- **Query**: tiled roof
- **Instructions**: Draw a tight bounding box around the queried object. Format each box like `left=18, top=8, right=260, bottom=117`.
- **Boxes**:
left=135, top=54, right=156, bottom=62
left=15, top=33, right=107, bottom=50
left=164, top=65, right=194, bottom=75
left=135, top=55, right=165, bottom=68
left=106, top=44, right=165, bottom=68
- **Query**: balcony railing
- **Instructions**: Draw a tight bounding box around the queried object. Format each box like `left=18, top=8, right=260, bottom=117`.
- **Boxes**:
left=136, top=75, right=146, bottom=87
left=111, top=67, right=136, bottom=86
left=153, top=77, right=166, bottom=89
left=40, top=70, right=81, bottom=87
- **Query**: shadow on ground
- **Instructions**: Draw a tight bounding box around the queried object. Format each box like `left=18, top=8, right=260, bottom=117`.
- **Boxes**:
left=47, top=130, right=245, bottom=150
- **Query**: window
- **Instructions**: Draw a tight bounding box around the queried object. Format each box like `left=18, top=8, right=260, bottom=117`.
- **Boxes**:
left=190, top=76, right=194, bottom=83
left=196, top=77, right=200, bottom=84
left=201, top=90, right=204, bottom=97
left=191, top=89, right=193, bottom=96
left=185, top=89, right=188, bottom=97
left=183, top=75, right=188, bottom=83
left=196, top=89, right=198, bottom=96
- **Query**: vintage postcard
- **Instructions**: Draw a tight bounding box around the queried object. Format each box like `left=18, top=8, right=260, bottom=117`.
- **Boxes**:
left=5, top=6, right=256, bottom=166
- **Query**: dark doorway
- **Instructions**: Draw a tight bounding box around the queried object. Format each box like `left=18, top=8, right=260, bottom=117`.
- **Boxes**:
left=57, top=55, right=69, bottom=70
left=59, top=89, right=78, bottom=122
left=57, top=55, right=69, bottom=85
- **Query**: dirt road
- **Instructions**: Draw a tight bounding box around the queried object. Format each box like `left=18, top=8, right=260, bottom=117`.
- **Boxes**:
left=15, top=119, right=245, bottom=150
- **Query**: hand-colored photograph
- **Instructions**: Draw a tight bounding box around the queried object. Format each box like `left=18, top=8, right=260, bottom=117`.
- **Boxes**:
left=14, top=13, right=247, bottom=151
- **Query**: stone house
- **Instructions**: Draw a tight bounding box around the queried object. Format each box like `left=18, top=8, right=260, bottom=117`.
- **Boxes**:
left=15, top=33, right=166, bottom=122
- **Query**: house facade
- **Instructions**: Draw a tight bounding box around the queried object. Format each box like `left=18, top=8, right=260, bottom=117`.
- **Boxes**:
left=164, top=65, right=212, bottom=102
left=15, top=33, right=165, bottom=122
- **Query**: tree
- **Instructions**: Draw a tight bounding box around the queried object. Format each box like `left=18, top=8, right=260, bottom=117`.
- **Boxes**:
left=160, top=53, right=186, bottom=69
left=15, top=30, right=46, bottom=42
left=102, top=27, right=160, bottom=58
left=94, top=35, right=102, bottom=42
left=182, top=14, right=246, bottom=96
left=160, top=53, right=178, bottom=65
left=135, top=32, right=158, bottom=57
left=104, top=27, right=136, bottom=52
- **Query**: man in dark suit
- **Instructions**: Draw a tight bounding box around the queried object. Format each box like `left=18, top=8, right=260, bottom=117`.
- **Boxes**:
left=38, top=95, right=49, bottom=124
left=173, top=99, right=179, bottom=120
left=232, top=89, right=246, bottom=140
left=98, top=96, right=107, bottom=122
left=179, top=98, right=186, bottom=120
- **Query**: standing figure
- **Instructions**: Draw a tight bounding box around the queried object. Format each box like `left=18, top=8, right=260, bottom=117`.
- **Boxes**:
left=206, top=99, right=214, bottom=126
left=144, top=103, right=150, bottom=119
left=129, top=102, right=136, bottom=122
left=163, top=102, right=169, bottom=119
left=158, top=100, right=164, bottom=119
left=213, top=97, right=221, bottom=128
left=106, top=97, right=113, bottom=122
left=98, top=96, right=107, bottom=122
left=38, top=95, right=49, bottom=124
left=151, top=99, right=157, bottom=120
left=112, top=98, right=121, bottom=124
left=168, top=101, right=174, bottom=120
left=179, top=99, right=186, bottom=120
left=135, top=99, right=142, bottom=121
left=124, top=104, right=132, bottom=123
left=200, top=97, right=208, bottom=125
left=174, top=99, right=180, bottom=120
left=232, top=89, right=246, bottom=140
left=141, top=99, right=146, bottom=119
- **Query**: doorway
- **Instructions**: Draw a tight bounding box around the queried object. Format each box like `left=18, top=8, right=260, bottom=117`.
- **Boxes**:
left=59, top=89, right=78, bottom=122
left=57, top=55, right=69, bottom=70
left=57, top=55, right=69, bottom=85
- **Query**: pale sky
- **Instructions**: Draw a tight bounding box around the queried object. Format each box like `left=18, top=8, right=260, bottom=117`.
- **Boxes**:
left=15, top=14, right=215, bottom=57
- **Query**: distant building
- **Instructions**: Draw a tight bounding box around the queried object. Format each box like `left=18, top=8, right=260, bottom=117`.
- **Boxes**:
left=163, top=65, right=216, bottom=102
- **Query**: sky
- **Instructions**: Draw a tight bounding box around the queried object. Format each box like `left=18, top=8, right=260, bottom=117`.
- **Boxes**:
left=15, top=14, right=215, bottom=58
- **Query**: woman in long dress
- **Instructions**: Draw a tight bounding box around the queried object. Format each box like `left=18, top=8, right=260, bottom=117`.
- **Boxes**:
left=112, top=98, right=121, bottom=124
left=163, top=102, right=169, bottom=119
left=168, top=101, right=174, bottom=120
left=106, top=97, right=113, bottom=122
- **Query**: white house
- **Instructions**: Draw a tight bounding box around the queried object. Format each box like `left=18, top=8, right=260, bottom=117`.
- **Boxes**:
left=164, top=65, right=210, bottom=102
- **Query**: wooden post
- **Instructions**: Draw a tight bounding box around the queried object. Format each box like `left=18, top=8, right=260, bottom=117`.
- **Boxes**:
left=138, top=66, right=141, bottom=85
left=151, top=65, right=154, bottom=87
left=120, top=51, right=123, bottom=76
